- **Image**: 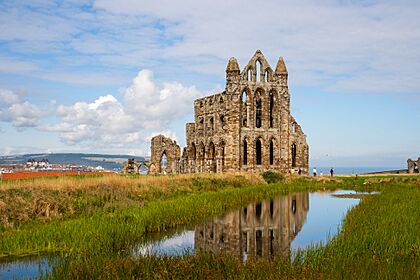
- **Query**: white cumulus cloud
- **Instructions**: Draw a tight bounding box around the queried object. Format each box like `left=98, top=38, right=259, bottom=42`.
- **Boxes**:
left=33, top=69, right=203, bottom=152
left=0, top=89, right=41, bottom=128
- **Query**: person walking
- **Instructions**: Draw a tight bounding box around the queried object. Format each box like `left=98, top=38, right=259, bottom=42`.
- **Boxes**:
left=330, top=168, right=334, bottom=177
left=312, top=167, right=317, bottom=177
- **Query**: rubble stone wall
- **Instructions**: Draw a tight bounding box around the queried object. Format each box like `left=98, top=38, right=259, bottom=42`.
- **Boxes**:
left=149, top=135, right=180, bottom=174
left=407, top=157, right=420, bottom=173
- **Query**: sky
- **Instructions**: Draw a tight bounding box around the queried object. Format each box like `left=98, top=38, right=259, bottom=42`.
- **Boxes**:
left=0, top=0, right=419, bottom=167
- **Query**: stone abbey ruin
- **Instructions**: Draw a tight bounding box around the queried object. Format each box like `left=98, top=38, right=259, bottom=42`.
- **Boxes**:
left=124, top=50, right=309, bottom=175
left=195, top=192, right=309, bottom=259
left=407, top=158, right=420, bottom=174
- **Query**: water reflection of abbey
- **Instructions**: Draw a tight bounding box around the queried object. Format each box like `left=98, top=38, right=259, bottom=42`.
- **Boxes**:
left=194, top=193, right=309, bottom=259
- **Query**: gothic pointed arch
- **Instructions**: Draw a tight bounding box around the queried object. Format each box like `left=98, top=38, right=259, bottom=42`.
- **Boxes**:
left=291, top=143, right=297, bottom=168
left=255, top=137, right=263, bottom=165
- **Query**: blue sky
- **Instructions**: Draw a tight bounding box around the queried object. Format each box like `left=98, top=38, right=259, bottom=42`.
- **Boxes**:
left=0, top=0, right=419, bottom=167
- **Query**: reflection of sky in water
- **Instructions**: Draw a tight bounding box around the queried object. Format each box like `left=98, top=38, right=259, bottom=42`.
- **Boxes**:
left=291, top=191, right=360, bottom=251
left=0, top=258, right=52, bottom=279
left=134, top=190, right=364, bottom=257
left=134, top=231, right=195, bottom=257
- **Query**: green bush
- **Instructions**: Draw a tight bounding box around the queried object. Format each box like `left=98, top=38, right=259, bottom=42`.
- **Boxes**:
left=261, top=171, right=284, bottom=184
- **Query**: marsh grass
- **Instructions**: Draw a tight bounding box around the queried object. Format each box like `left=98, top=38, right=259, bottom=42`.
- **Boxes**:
left=0, top=173, right=264, bottom=231
left=0, top=173, right=419, bottom=279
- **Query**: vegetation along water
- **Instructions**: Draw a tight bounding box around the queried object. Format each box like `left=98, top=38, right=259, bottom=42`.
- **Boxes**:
left=0, top=172, right=418, bottom=279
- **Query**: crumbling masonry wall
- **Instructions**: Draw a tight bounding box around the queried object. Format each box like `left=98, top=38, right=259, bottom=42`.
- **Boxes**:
left=407, top=157, right=420, bottom=173
left=149, top=135, right=180, bottom=174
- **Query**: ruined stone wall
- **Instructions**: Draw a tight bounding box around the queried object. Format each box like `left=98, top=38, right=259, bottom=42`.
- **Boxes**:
left=407, top=157, right=420, bottom=173
left=122, top=158, right=139, bottom=174
left=149, top=135, right=180, bottom=174
left=183, top=50, right=309, bottom=174
left=194, top=192, right=309, bottom=259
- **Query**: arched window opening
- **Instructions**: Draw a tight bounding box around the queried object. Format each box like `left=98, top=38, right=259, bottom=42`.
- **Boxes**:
left=292, top=198, right=297, bottom=214
left=269, top=229, right=274, bottom=256
left=191, top=143, right=196, bottom=160
left=291, top=122, right=296, bottom=133
left=291, top=143, right=297, bottom=168
left=220, top=115, right=226, bottom=128
left=219, top=96, right=223, bottom=103
left=241, top=91, right=248, bottom=127
left=160, top=152, right=168, bottom=173
left=255, top=98, right=262, bottom=128
left=243, top=139, right=248, bottom=165
left=209, top=117, right=214, bottom=131
left=209, top=142, right=215, bottom=160
left=256, top=60, right=262, bottom=82
left=241, top=90, right=247, bottom=103
left=255, top=203, right=262, bottom=219
left=270, top=199, right=274, bottom=218
left=139, top=164, right=149, bottom=175
left=256, top=139, right=262, bottom=165
left=256, top=230, right=262, bottom=256
left=200, top=143, right=205, bottom=160
left=208, top=142, right=216, bottom=172
left=269, top=139, right=274, bottom=165
left=247, top=68, right=252, bottom=82
left=220, top=142, right=225, bottom=171
left=269, top=92, right=274, bottom=128
left=264, top=70, right=269, bottom=82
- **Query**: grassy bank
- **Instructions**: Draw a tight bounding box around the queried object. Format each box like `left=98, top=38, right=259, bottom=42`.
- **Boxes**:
left=0, top=173, right=349, bottom=257
left=0, top=174, right=419, bottom=279
left=0, top=173, right=263, bottom=231
left=50, top=176, right=419, bottom=279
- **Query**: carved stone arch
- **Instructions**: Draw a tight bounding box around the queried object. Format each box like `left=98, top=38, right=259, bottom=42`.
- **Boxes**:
left=190, top=142, right=197, bottom=160
left=242, top=136, right=250, bottom=166
left=207, top=141, right=216, bottom=159
left=291, top=142, right=297, bottom=168
left=198, top=142, right=205, bottom=160
left=254, top=88, right=265, bottom=128
left=268, top=89, right=278, bottom=128
left=241, top=87, right=252, bottom=127
left=264, top=67, right=273, bottom=82
left=138, top=163, right=149, bottom=174
left=256, top=58, right=263, bottom=82
left=255, top=137, right=264, bottom=165
left=245, top=65, right=254, bottom=81
left=269, top=137, right=278, bottom=165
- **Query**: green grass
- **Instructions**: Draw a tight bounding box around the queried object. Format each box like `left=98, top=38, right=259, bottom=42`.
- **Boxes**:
left=0, top=174, right=419, bottom=279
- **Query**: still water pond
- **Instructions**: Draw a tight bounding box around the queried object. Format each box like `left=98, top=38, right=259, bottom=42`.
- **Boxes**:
left=0, top=256, right=53, bottom=280
left=0, top=190, right=371, bottom=278
left=132, top=190, right=365, bottom=259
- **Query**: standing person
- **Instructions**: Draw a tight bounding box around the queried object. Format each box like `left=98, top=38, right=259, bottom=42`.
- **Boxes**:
left=312, top=167, right=317, bottom=177
left=330, top=168, right=334, bottom=177
left=298, top=168, right=302, bottom=175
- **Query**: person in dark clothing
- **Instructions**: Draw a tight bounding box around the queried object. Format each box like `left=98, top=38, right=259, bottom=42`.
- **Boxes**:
left=298, top=168, right=302, bottom=175
left=330, top=168, right=334, bottom=177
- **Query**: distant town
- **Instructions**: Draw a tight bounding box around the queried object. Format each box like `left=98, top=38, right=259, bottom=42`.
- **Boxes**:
left=0, top=158, right=106, bottom=174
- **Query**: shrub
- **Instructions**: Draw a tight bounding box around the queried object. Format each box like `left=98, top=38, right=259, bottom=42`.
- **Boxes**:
left=261, top=171, right=284, bottom=184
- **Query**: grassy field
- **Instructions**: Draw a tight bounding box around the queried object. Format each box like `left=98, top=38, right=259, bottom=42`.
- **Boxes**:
left=0, top=173, right=419, bottom=279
